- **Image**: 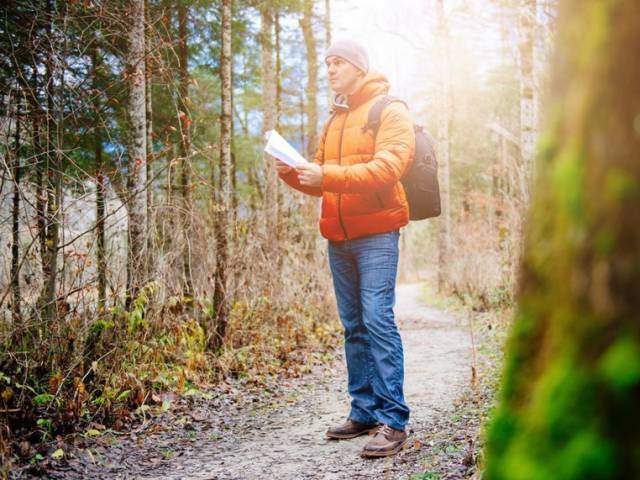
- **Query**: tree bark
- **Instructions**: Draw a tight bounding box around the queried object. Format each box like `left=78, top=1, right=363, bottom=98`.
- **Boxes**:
left=210, top=0, right=233, bottom=352
left=145, top=0, right=155, bottom=261
left=11, top=92, right=22, bottom=329
left=485, top=1, right=640, bottom=478
left=39, top=0, right=62, bottom=325
left=275, top=11, right=282, bottom=132
left=518, top=0, right=537, bottom=203
left=125, top=0, right=148, bottom=307
left=260, top=4, right=278, bottom=237
left=92, top=39, right=107, bottom=312
left=178, top=0, right=194, bottom=299
left=299, top=0, right=319, bottom=159
left=274, top=10, right=284, bottom=234
left=324, top=0, right=332, bottom=105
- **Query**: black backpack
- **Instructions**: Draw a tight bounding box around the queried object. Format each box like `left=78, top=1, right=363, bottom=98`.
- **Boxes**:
left=364, top=95, right=441, bottom=220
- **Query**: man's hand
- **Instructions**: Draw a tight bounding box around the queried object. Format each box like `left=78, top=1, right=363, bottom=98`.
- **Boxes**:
left=296, top=162, right=323, bottom=188
left=275, top=158, right=293, bottom=175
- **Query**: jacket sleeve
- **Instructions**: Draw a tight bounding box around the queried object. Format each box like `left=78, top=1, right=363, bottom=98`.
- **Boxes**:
left=320, top=102, right=415, bottom=194
left=277, top=118, right=331, bottom=198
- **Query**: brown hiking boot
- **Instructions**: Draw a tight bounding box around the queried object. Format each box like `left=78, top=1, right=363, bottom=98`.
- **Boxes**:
left=326, top=418, right=379, bottom=439
left=360, top=424, right=407, bottom=458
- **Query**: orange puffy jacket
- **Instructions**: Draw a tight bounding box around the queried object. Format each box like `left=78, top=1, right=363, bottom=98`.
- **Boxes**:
left=278, top=70, right=415, bottom=242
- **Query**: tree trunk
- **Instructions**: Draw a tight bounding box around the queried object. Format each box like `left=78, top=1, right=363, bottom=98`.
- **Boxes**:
left=210, top=0, right=233, bottom=352
left=178, top=0, right=194, bottom=299
left=324, top=0, right=332, bottom=105
left=518, top=0, right=537, bottom=203
left=145, top=0, right=155, bottom=261
left=485, top=1, right=640, bottom=478
left=125, top=0, right=148, bottom=307
left=275, top=12, right=282, bottom=132
left=39, top=0, right=62, bottom=325
left=436, top=0, right=452, bottom=292
left=32, top=68, right=47, bottom=273
left=92, top=40, right=107, bottom=312
left=260, top=4, right=278, bottom=237
left=11, top=92, right=22, bottom=329
left=299, top=88, right=305, bottom=153
left=299, top=0, right=319, bottom=159
left=274, top=11, right=284, bottom=237
left=230, top=58, right=237, bottom=239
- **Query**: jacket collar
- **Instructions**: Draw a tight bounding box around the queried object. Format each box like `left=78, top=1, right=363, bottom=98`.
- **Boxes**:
left=331, top=70, right=390, bottom=112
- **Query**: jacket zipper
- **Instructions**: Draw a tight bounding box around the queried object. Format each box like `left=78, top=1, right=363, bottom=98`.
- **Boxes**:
left=337, top=111, right=349, bottom=240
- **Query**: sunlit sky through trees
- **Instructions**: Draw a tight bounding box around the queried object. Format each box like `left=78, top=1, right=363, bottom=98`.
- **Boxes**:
left=331, top=0, right=554, bottom=125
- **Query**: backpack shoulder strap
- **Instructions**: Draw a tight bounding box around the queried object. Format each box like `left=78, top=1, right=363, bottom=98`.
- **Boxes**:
left=320, top=110, right=338, bottom=163
left=364, top=95, right=409, bottom=137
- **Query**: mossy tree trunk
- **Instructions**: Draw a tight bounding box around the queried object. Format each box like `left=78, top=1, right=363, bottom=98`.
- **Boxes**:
left=485, top=2, right=640, bottom=479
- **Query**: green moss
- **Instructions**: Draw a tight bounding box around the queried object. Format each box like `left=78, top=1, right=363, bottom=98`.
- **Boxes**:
left=552, top=147, right=585, bottom=226
left=497, top=308, right=539, bottom=401
left=500, top=440, right=550, bottom=480
left=485, top=409, right=518, bottom=456
left=599, top=336, right=640, bottom=391
left=484, top=1, right=640, bottom=478
left=604, top=167, right=638, bottom=204
left=555, top=431, right=617, bottom=480
left=593, top=229, right=615, bottom=256
left=530, top=356, right=597, bottom=443
left=577, top=0, right=616, bottom=70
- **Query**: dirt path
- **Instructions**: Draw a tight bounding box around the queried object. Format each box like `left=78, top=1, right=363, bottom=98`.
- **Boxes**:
left=35, top=282, right=475, bottom=480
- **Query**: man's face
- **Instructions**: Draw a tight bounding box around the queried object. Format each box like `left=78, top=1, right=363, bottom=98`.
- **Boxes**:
left=326, top=55, right=363, bottom=94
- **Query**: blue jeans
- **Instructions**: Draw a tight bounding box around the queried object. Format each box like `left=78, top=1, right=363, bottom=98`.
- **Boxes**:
left=327, top=229, right=410, bottom=431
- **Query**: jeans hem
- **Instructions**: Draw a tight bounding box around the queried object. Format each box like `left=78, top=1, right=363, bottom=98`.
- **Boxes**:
left=349, top=412, right=378, bottom=426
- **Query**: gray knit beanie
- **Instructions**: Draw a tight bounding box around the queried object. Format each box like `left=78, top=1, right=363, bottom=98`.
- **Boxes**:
left=324, top=39, right=369, bottom=74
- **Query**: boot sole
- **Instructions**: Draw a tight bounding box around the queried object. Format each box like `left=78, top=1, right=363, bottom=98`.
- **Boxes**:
left=359, top=438, right=407, bottom=458
left=325, top=426, right=380, bottom=440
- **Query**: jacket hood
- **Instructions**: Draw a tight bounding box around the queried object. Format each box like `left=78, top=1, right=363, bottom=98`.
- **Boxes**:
left=331, top=70, right=390, bottom=111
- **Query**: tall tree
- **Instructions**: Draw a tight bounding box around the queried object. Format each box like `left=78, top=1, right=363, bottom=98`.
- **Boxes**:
left=324, top=0, right=332, bottom=105
left=518, top=0, right=538, bottom=202
left=299, top=0, right=319, bottom=159
left=145, top=0, right=155, bottom=260
left=11, top=91, right=22, bottom=329
left=92, top=35, right=107, bottom=312
left=259, top=3, right=278, bottom=237
left=275, top=11, right=282, bottom=131
left=274, top=10, right=284, bottom=221
left=177, top=0, right=194, bottom=299
left=436, top=0, right=452, bottom=292
left=485, top=1, right=640, bottom=478
left=125, top=0, right=148, bottom=306
left=210, top=0, right=233, bottom=352
left=39, top=0, right=63, bottom=325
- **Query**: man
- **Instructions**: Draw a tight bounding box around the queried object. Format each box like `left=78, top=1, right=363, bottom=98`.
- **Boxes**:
left=275, top=39, right=414, bottom=458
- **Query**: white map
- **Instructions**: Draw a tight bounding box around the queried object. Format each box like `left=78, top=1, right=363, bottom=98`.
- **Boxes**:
left=264, top=130, right=309, bottom=168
